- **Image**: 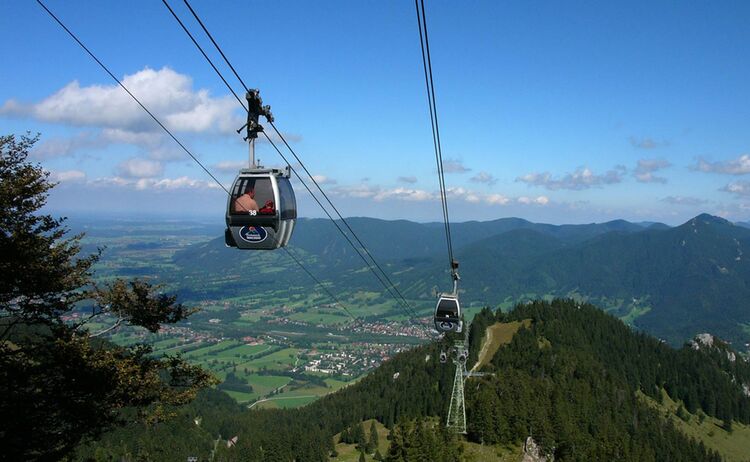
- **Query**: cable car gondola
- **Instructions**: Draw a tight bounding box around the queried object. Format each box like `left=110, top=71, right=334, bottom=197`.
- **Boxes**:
left=225, top=166, right=296, bottom=250
left=434, top=293, right=462, bottom=333
left=434, top=260, right=462, bottom=333
left=224, top=90, right=297, bottom=250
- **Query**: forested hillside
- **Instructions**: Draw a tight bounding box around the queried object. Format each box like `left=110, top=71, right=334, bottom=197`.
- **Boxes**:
left=76, top=300, right=750, bottom=461
left=465, top=300, right=750, bottom=460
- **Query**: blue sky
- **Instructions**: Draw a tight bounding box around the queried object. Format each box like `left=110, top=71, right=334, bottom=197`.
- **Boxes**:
left=2, top=0, right=749, bottom=224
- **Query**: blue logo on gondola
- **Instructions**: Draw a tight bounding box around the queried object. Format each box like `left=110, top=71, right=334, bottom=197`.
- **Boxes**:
left=239, top=226, right=267, bottom=243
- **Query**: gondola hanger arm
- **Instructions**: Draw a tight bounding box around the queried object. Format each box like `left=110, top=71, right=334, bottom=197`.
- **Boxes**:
left=451, top=259, right=460, bottom=295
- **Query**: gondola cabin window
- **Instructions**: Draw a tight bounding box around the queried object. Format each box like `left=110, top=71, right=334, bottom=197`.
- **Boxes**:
left=436, top=298, right=459, bottom=318
left=277, top=177, right=297, bottom=220
left=231, top=177, right=276, bottom=215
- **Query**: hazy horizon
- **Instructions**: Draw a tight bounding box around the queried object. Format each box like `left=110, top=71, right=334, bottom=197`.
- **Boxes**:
left=52, top=206, right=744, bottom=228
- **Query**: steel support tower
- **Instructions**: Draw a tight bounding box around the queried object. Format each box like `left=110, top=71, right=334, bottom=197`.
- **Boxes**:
left=446, top=341, right=467, bottom=434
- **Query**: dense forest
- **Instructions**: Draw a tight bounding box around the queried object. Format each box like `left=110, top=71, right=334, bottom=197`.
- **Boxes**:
left=464, top=301, right=750, bottom=460
left=74, top=300, right=750, bottom=461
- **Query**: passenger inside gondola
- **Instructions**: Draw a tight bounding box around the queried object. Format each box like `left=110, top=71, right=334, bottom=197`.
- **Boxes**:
left=231, top=178, right=276, bottom=214
left=436, top=298, right=459, bottom=319
left=233, top=184, right=259, bottom=213
left=258, top=199, right=275, bottom=215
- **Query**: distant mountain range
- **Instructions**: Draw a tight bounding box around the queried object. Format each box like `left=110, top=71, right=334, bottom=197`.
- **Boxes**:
left=170, top=213, right=750, bottom=347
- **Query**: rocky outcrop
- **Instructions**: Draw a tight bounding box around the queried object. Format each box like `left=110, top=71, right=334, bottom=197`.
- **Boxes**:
left=690, top=333, right=715, bottom=350
left=522, top=436, right=554, bottom=462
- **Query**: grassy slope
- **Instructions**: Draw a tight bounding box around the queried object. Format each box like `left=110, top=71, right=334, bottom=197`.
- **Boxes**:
left=462, top=442, right=523, bottom=462
left=331, top=419, right=523, bottom=462
left=332, top=419, right=391, bottom=461
left=639, top=390, right=750, bottom=462
left=473, top=320, right=532, bottom=371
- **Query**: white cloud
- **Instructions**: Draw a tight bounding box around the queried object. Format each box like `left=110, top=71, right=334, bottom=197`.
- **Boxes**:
left=90, top=175, right=220, bottom=191
left=30, top=128, right=184, bottom=162
left=100, top=128, right=164, bottom=146
left=90, top=176, right=131, bottom=188
left=101, top=128, right=184, bottom=160
left=693, top=154, right=750, bottom=175
left=1, top=67, right=242, bottom=134
left=116, top=158, right=163, bottom=178
left=146, top=146, right=185, bottom=161
left=445, top=186, right=468, bottom=197
left=485, top=194, right=511, bottom=205
left=660, top=196, right=708, bottom=206
left=373, top=187, right=434, bottom=202
left=329, top=184, right=432, bottom=202
left=30, top=132, right=103, bottom=159
left=470, top=171, right=497, bottom=186
left=517, top=196, right=549, bottom=205
left=397, top=176, right=418, bottom=184
left=634, top=158, right=671, bottom=183
left=50, top=170, right=86, bottom=183
left=311, top=175, right=337, bottom=185
left=442, top=159, right=471, bottom=174
left=330, top=183, right=548, bottom=207
left=721, top=181, right=750, bottom=197
left=465, top=193, right=481, bottom=203
left=517, top=166, right=626, bottom=190
left=148, top=176, right=221, bottom=190
left=331, top=184, right=380, bottom=199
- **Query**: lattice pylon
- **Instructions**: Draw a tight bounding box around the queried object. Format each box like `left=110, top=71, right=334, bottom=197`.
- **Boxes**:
left=446, top=341, right=467, bottom=434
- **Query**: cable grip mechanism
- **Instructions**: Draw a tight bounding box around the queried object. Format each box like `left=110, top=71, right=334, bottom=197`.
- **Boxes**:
left=451, top=259, right=460, bottom=295
left=236, top=89, right=273, bottom=167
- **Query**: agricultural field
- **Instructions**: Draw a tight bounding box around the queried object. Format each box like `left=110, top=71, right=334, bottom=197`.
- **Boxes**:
left=149, top=337, right=330, bottom=405
left=74, top=218, right=433, bottom=409
left=288, top=308, right=351, bottom=326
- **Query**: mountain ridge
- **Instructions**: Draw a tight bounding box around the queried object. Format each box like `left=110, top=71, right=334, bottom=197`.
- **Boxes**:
left=168, top=213, right=750, bottom=347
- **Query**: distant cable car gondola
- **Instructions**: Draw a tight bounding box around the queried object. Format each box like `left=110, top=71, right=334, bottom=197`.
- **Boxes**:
left=224, top=89, right=297, bottom=250
left=434, top=293, right=462, bottom=333
left=434, top=260, right=462, bottom=333
left=225, top=167, right=296, bottom=250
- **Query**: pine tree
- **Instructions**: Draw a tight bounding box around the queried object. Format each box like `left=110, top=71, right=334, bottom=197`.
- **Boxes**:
left=368, top=420, right=379, bottom=452
left=353, top=421, right=367, bottom=450
left=330, top=436, right=339, bottom=457
left=0, top=133, right=216, bottom=461
left=340, top=427, right=352, bottom=444
left=385, top=421, right=408, bottom=462
left=722, top=418, right=733, bottom=433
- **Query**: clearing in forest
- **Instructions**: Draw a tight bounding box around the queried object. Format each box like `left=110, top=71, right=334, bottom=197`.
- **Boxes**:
left=472, top=319, right=532, bottom=372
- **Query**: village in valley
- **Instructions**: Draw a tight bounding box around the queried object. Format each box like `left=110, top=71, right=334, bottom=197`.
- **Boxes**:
left=87, top=294, right=433, bottom=409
